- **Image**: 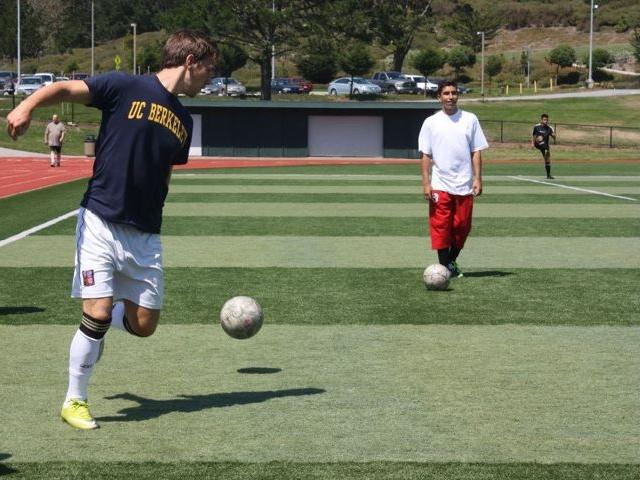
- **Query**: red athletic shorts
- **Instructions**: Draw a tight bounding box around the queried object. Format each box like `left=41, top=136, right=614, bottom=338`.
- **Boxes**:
left=428, top=190, right=474, bottom=250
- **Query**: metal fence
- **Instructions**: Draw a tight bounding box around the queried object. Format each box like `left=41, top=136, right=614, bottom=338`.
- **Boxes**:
left=2, top=97, right=640, bottom=149
left=481, top=120, right=640, bottom=149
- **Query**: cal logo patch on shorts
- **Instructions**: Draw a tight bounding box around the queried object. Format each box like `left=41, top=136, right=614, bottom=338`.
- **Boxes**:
left=82, top=270, right=95, bottom=286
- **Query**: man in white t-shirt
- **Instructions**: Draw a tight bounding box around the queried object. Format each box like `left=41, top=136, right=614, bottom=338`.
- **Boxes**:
left=418, top=80, right=489, bottom=278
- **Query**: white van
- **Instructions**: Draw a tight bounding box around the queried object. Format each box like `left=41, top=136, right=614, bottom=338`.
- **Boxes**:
left=34, top=72, right=56, bottom=86
left=404, top=75, right=439, bottom=95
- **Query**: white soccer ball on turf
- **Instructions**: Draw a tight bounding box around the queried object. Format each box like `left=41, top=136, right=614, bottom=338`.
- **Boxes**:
left=220, top=296, right=263, bottom=339
left=423, top=264, right=451, bottom=291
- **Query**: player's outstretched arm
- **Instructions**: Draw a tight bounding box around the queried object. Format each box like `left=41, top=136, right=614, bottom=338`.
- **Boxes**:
left=6, top=80, right=91, bottom=140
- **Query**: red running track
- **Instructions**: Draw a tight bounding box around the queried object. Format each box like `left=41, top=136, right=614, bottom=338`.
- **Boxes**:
left=0, top=155, right=418, bottom=199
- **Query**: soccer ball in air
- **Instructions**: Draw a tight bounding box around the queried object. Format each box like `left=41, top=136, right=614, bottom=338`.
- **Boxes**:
left=423, top=264, right=451, bottom=291
left=220, top=296, right=264, bottom=339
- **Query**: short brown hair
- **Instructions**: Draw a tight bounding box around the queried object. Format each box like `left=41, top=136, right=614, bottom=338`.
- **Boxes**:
left=161, top=30, right=217, bottom=69
left=437, top=80, right=458, bottom=96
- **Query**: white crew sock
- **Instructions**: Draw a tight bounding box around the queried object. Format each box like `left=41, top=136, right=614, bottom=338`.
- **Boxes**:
left=50, top=151, right=55, bottom=166
left=65, top=330, right=102, bottom=402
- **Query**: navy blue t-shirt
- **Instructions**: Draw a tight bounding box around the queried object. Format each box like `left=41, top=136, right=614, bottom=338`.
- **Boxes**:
left=81, top=72, right=192, bottom=233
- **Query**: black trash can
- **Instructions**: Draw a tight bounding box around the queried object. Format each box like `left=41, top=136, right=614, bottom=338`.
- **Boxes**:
left=84, top=135, right=96, bottom=157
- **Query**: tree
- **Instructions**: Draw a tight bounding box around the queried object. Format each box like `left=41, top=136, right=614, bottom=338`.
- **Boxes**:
left=94, top=0, right=183, bottom=42
left=140, top=42, right=163, bottom=74
left=339, top=43, right=375, bottom=95
left=66, top=60, right=80, bottom=74
left=0, top=1, right=44, bottom=60
left=411, top=46, right=446, bottom=77
left=366, top=0, right=433, bottom=72
left=215, top=43, right=248, bottom=77
left=520, top=50, right=529, bottom=77
left=0, top=0, right=18, bottom=61
left=447, top=46, right=476, bottom=79
left=632, top=27, right=640, bottom=63
left=163, top=0, right=323, bottom=100
left=547, top=44, right=576, bottom=77
left=411, top=46, right=446, bottom=96
left=295, top=37, right=338, bottom=84
left=442, top=3, right=501, bottom=53
left=485, top=54, right=504, bottom=88
left=31, top=0, right=92, bottom=54
left=323, top=0, right=433, bottom=72
left=585, top=48, right=614, bottom=70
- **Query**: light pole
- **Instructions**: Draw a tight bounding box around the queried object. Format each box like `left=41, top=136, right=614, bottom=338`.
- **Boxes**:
left=91, top=1, right=94, bottom=76
left=477, top=31, right=485, bottom=97
left=17, top=0, right=21, bottom=80
left=586, top=1, right=598, bottom=88
left=131, top=23, right=137, bottom=75
left=525, top=44, right=531, bottom=88
left=271, top=0, right=276, bottom=80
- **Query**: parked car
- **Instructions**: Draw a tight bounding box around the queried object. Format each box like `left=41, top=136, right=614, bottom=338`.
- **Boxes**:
left=15, top=76, right=44, bottom=95
left=1, top=79, right=15, bottom=96
left=200, top=77, right=246, bottom=96
left=288, top=77, right=313, bottom=93
left=271, top=77, right=304, bottom=94
left=404, top=74, right=442, bottom=96
left=457, top=83, right=472, bottom=94
left=70, top=72, right=90, bottom=80
left=55, top=76, right=70, bottom=82
left=327, top=77, right=382, bottom=95
left=33, top=72, right=56, bottom=85
left=403, top=75, right=439, bottom=94
left=0, top=72, right=16, bottom=95
left=403, top=74, right=425, bottom=92
left=370, top=71, right=419, bottom=94
left=0, top=71, right=17, bottom=86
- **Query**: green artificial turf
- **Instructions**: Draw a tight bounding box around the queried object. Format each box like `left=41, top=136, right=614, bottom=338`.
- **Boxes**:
left=0, top=179, right=86, bottom=240
left=1, top=235, right=638, bottom=269
left=1, top=325, right=638, bottom=463
left=1, top=267, right=638, bottom=326
left=2, top=462, right=639, bottom=480
left=36, top=216, right=640, bottom=238
left=1, top=162, right=638, bottom=478
left=159, top=202, right=638, bottom=217
left=164, top=193, right=637, bottom=203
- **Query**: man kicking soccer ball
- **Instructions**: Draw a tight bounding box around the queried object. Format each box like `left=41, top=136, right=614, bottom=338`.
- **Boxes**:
left=418, top=80, right=489, bottom=278
left=6, top=31, right=217, bottom=429
left=532, top=113, right=556, bottom=179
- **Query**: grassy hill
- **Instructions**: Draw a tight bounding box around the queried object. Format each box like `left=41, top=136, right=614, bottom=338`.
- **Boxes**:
left=1, top=24, right=637, bottom=91
left=0, top=31, right=167, bottom=78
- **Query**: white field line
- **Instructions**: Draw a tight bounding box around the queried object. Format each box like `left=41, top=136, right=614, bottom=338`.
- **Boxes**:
left=0, top=209, right=78, bottom=248
left=509, top=176, right=638, bottom=201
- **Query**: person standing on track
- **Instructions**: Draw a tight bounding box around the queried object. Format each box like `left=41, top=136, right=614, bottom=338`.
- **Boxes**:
left=6, top=30, right=217, bottom=430
left=44, top=114, right=66, bottom=167
left=418, top=80, right=489, bottom=278
left=532, top=113, right=556, bottom=179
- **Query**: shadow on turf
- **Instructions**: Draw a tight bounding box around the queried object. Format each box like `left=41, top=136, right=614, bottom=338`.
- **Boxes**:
left=0, top=306, right=45, bottom=316
left=98, top=388, right=325, bottom=422
left=462, top=271, right=513, bottom=278
left=0, top=453, right=17, bottom=476
left=237, top=367, right=281, bottom=374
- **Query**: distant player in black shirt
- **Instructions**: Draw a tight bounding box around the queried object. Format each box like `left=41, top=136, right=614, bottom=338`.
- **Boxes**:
left=7, top=30, right=217, bottom=429
left=532, top=113, right=556, bottom=179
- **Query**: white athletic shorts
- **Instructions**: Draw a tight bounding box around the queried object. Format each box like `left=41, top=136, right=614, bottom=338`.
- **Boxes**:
left=71, top=208, right=164, bottom=309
